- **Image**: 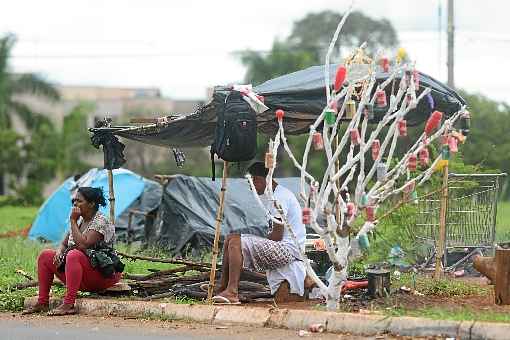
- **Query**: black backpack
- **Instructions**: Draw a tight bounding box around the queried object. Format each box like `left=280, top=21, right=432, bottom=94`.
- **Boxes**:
left=210, top=90, right=257, bottom=180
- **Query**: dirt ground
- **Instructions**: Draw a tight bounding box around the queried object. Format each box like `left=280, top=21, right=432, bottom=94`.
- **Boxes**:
left=249, top=276, right=510, bottom=315
left=250, top=293, right=510, bottom=314
left=0, top=313, right=444, bottom=340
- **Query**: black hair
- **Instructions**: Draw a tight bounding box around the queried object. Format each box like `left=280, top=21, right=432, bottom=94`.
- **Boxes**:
left=247, top=161, right=269, bottom=177
left=77, top=187, right=107, bottom=211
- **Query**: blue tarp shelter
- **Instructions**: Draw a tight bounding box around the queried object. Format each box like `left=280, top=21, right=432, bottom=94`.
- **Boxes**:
left=28, top=168, right=146, bottom=243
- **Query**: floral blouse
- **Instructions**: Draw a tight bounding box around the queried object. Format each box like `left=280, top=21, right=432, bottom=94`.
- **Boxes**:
left=68, top=211, right=115, bottom=248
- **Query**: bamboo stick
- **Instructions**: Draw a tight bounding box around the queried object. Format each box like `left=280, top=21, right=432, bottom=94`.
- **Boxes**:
left=435, top=164, right=449, bottom=279
left=207, top=161, right=229, bottom=301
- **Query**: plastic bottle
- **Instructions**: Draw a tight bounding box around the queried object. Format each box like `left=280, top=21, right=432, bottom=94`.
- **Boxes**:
left=364, top=103, right=374, bottom=120
left=334, top=66, right=347, bottom=92
left=424, top=110, right=443, bottom=136
left=419, top=147, right=429, bottom=166
left=324, top=109, right=336, bottom=125
left=376, top=90, right=387, bottom=108
left=346, top=100, right=356, bottom=119
left=365, top=205, right=375, bottom=221
left=377, top=163, right=387, bottom=182
left=371, top=139, right=380, bottom=160
left=312, top=132, right=324, bottom=150
left=346, top=202, right=356, bottom=217
left=398, top=119, right=407, bottom=136
left=448, top=136, right=458, bottom=153
left=350, top=129, right=360, bottom=145
left=408, top=154, right=417, bottom=171
left=302, top=207, right=312, bottom=224
left=380, top=57, right=389, bottom=72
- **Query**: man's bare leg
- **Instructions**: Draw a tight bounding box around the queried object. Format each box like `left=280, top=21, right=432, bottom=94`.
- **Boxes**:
left=216, top=234, right=233, bottom=293
left=217, top=234, right=242, bottom=303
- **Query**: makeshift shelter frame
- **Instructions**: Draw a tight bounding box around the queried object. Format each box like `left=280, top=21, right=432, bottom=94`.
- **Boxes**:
left=88, top=36, right=467, bottom=307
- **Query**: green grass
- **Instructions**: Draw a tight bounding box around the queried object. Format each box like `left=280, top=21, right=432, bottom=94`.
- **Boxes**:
left=116, top=244, right=180, bottom=274
left=0, top=236, right=58, bottom=311
left=394, top=272, right=490, bottom=297
left=387, top=307, right=510, bottom=323
left=0, top=205, right=39, bottom=233
left=0, top=205, right=182, bottom=311
left=496, top=201, right=510, bottom=241
left=0, top=203, right=508, bottom=318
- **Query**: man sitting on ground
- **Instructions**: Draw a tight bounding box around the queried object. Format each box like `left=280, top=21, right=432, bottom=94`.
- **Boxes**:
left=212, top=161, right=306, bottom=304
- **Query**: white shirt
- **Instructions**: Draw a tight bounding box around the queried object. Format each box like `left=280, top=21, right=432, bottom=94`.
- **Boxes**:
left=263, top=184, right=307, bottom=296
left=264, top=184, right=306, bottom=256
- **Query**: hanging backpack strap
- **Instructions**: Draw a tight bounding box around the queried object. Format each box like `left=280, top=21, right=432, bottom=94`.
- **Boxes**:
left=211, top=150, right=216, bottom=181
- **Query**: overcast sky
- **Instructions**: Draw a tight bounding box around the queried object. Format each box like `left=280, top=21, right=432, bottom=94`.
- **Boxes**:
left=2, top=0, right=509, bottom=103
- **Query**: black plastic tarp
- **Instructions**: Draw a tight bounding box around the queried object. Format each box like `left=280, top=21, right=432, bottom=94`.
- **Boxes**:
left=114, top=64, right=466, bottom=148
left=148, top=175, right=307, bottom=256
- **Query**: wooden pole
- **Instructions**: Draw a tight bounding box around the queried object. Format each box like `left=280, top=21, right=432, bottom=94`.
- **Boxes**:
left=207, top=161, right=228, bottom=301
left=495, top=248, right=510, bottom=305
left=107, top=169, right=116, bottom=225
left=434, top=164, right=449, bottom=278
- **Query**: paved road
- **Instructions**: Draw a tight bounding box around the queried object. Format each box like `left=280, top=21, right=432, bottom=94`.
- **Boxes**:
left=1, top=313, right=379, bottom=340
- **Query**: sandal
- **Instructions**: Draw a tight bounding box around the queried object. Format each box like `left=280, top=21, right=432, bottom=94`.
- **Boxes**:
left=212, top=295, right=241, bottom=305
left=21, top=303, right=49, bottom=315
left=47, top=304, right=77, bottom=316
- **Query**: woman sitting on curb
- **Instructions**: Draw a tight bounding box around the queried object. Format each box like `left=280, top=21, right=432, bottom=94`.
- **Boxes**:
left=22, top=187, right=122, bottom=316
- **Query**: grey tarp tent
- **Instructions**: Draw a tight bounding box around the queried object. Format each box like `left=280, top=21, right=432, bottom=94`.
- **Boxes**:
left=108, top=64, right=466, bottom=148
left=87, top=64, right=466, bottom=254
left=115, top=178, right=163, bottom=242
left=144, top=175, right=309, bottom=256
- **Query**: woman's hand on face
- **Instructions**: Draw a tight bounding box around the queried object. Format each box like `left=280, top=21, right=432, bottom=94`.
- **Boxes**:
left=70, top=207, right=81, bottom=222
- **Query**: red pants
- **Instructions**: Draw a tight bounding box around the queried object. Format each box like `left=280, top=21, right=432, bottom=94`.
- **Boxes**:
left=37, top=248, right=121, bottom=305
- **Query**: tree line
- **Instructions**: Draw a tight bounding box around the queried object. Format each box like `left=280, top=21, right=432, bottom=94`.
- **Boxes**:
left=1, top=10, right=510, bottom=204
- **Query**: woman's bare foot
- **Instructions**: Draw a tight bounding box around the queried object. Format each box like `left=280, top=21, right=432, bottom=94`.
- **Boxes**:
left=21, top=303, right=49, bottom=315
left=47, top=303, right=77, bottom=316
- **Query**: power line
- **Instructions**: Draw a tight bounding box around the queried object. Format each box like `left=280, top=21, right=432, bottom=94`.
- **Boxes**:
left=11, top=52, right=239, bottom=59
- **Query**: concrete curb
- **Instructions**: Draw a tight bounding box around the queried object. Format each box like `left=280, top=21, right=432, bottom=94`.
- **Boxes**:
left=24, top=297, right=510, bottom=339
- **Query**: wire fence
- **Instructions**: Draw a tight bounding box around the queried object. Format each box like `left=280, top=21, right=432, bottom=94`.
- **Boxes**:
left=415, top=173, right=507, bottom=252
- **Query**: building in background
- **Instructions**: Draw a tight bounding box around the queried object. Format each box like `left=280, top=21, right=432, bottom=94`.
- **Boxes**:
left=16, top=85, right=206, bottom=130
left=9, top=84, right=208, bottom=197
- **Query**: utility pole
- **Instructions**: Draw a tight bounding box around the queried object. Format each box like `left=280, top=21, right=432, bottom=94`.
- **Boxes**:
left=447, top=0, right=455, bottom=88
